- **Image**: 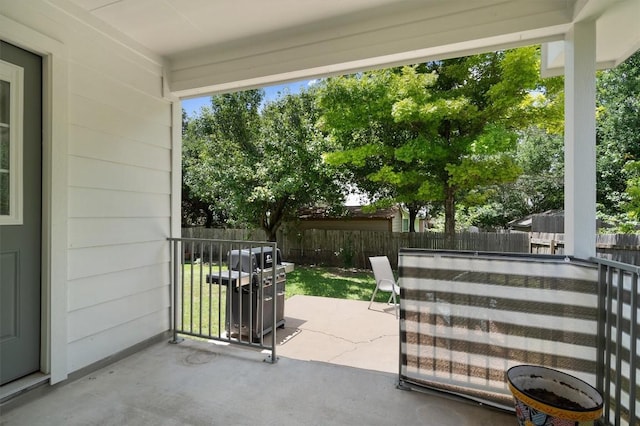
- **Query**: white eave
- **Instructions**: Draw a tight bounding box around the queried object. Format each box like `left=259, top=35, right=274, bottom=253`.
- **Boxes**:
left=542, top=0, right=640, bottom=76
left=60, top=0, right=640, bottom=97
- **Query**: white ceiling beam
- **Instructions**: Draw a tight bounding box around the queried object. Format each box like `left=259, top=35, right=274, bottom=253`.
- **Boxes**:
left=169, top=2, right=572, bottom=96
left=172, top=29, right=567, bottom=99
left=542, top=0, right=640, bottom=76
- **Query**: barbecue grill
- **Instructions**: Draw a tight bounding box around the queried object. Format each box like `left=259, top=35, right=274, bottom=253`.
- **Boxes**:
left=207, top=247, right=286, bottom=341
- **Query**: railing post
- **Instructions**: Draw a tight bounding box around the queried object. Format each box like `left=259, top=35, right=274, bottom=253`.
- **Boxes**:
left=614, top=268, right=625, bottom=424
left=169, top=238, right=183, bottom=344
left=628, top=271, right=638, bottom=425
left=595, top=262, right=606, bottom=397
left=265, top=242, right=278, bottom=364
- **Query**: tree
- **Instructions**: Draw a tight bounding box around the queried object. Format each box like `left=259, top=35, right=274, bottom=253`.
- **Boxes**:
left=243, top=90, right=344, bottom=240
left=182, top=90, right=263, bottom=228
left=183, top=89, right=343, bottom=240
left=596, top=50, right=640, bottom=218
left=318, top=46, right=561, bottom=238
left=317, top=68, right=428, bottom=231
left=465, top=126, right=564, bottom=230
left=624, top=161, right=640, bottom=222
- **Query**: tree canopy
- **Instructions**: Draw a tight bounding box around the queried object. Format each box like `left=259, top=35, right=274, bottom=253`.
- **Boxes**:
left=182, top=89, right=343, bottom=240
left=462, top=127, right=564, bottom=230
left=317, top=46, right=563, bottom=237
left=182, top=47, right=638, bottom=236
left=596, top=50, right=640, bottom=227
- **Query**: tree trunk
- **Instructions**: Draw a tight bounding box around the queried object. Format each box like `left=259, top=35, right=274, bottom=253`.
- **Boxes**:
left=204, top=207, right=214, bottom=229
left=444, top=185, right=456, bottom=248
left=408, top=207, right=418, bottom=233
left=262, top=216, right=279, bottom=242
left=263, top=197, right=288, bottom=242
left=266, top=228, right=277, bottom=242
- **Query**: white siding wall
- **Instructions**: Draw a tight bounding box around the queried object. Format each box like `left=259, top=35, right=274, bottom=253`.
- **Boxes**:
left=2, top=1, right=173, bottom=374
left=391, top=213, right=403, bottom=233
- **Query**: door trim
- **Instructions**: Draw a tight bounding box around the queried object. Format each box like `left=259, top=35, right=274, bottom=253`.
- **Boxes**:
left=0, top=16, right=69, bottom=384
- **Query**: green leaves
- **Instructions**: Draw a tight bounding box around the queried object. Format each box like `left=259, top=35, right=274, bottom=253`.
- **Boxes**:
left=469, top=125, right=518, bottom=155
left=183, top=89, right=344, bottom=239
left=596, top=50, right=640, bottom=220
left=447, top=154, right=521, bottom=189
left=623, top=161, right=640, bottom=220
left=318, top=46, right=554, bottom=235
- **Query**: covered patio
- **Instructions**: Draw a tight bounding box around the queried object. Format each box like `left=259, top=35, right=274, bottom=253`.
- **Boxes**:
left=1, top=0, right=639, bottom=425
left=1, top=296, right=514, bottom=425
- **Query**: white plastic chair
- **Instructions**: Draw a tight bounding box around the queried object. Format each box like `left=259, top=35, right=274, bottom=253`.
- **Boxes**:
left=368, top=256, right=400, bottom=318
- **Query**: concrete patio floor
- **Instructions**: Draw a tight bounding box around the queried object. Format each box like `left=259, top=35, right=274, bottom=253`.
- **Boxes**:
left=1, top=296, right=515, bottom=425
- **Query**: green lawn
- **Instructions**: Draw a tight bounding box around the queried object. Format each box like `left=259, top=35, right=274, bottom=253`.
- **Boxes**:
left=285, top=266, right=391, bottom=302
left=180, top=263, right=227, bottom=338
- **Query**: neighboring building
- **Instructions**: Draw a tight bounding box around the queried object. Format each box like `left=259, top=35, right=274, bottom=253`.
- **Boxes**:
left=508, top=214, right=535, bottom=232
left=293, top=205, right=425, bottom=233
left=508, top=210, right=609, bottom=233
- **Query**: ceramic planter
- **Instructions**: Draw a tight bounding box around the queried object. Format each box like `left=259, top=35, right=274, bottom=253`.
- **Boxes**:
left=507, top=365, right=603, bottom=426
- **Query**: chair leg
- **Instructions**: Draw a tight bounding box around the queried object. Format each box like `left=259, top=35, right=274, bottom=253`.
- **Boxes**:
left=392, top=291, right=398, bottom=319
left=368, top=287, right=378, bottom=310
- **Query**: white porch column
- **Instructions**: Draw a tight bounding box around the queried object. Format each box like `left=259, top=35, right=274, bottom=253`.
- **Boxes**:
left=564, top=20, right=597, bottom=259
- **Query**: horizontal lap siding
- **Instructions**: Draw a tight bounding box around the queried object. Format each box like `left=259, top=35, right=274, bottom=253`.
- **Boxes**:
left=69, top=217, right=170, bottom=249
left=67, top=240, right=169, bottom=280
left=60, top=7, right=172, bottom=371
left=67, top=286, right=169, bottom=343
left=67, top=264, right=169, bottom=312
left=399, top=251, right=599, bottom=408
left=69, top=126, right=171, bottom=171
left=69, top=188, right=169, bottom=218
left=67, top=310, right=168, bottom=373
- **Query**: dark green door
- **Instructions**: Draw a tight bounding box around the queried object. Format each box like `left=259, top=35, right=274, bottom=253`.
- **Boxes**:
left=0, top=41, right=42, bottom=385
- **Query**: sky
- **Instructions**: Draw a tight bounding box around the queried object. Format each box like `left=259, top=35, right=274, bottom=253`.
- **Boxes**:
left=181, top=80, right=313, bottom=117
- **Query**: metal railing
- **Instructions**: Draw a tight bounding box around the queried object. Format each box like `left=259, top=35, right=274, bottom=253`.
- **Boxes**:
left=593, top=257, right=639, bottom=426
left=168, top=237, right=281, bottom=363
left=397, top=249, right=639, bottom=426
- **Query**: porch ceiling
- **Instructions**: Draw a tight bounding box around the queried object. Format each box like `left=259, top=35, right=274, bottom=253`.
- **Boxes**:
left=63, top=0, right=639, bottom=97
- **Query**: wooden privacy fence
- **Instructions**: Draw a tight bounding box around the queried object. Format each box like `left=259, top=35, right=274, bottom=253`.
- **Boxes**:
left=182, top=228, right=640, bottom=268
left=278, top=229, right=531, bottom=268
left=531, top=232, right=640, bottom=265
left=182, top=227, right=530, bottom=269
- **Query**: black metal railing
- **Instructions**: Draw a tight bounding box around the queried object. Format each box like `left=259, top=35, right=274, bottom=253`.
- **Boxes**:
left=593, top=257, right=638, bottom=426
left=168, top=237, right=282, bottom=363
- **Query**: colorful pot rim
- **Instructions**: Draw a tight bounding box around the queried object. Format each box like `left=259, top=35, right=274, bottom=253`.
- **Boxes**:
left=507, top=365, right=603, bottom=422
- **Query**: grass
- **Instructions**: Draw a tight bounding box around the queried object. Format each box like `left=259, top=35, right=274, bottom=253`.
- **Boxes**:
left=180, top=263, right=227, bottom=338
left=177, top=264, right=393, bottom=337
left=285, top=265, right=392, bottom=303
